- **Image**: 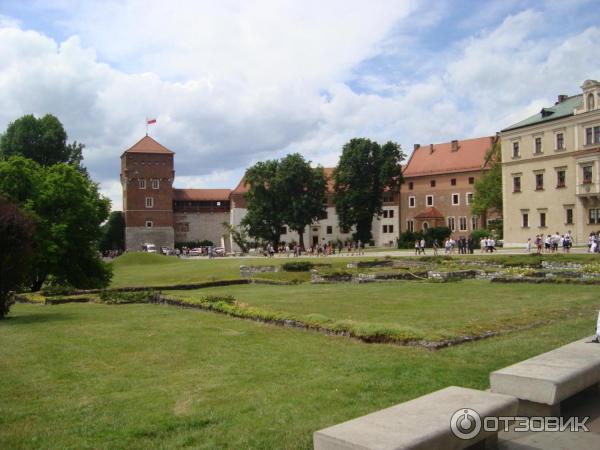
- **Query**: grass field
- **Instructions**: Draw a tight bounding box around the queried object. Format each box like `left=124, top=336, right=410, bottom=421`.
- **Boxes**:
left=165, top=280, right=600, bottom=341
left=0, top=302, right=595, bottom=450
left=3, top=253, right=600, bottom=449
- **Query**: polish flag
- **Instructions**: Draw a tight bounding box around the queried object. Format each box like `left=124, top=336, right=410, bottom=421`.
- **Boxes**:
left=147, top=118, right=157, bottom=125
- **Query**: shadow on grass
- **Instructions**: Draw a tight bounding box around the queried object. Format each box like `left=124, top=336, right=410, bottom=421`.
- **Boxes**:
left=1, top=311, right=73, bottom=326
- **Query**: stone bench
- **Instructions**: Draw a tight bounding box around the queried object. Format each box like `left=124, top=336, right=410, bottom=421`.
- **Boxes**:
left=313, top=386, right=517, bottom=450
left=490, top=335, right=600, bottom=416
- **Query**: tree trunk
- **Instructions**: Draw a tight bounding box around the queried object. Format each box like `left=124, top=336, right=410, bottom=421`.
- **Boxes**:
left=298, top=226, right=305, bottom=250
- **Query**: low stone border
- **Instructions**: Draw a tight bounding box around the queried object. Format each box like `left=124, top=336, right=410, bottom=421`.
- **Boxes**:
left=491, top=276, right=600, bottom=285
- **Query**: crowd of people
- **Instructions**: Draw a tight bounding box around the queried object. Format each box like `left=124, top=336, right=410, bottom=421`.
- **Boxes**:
left=414, top=236, right=497, bottom=255
left=527, top=232, right=573, bottom=253
left=261, top=241, right=367, bottom=257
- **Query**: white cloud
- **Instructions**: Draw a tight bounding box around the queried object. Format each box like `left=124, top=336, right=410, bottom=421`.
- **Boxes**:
left=0, top=3, right=599, bottom=211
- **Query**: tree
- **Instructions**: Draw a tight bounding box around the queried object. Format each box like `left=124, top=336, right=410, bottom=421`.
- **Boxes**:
left=222, top=222, right=250, bottom=253
left=277, top=154, right=327, bottom=249
left=333, top=138, right=404, bottom=243
left=0, top=114, right=87, bottom=174
left=99, top=211, right=126, bottom=252
left=0, top=196, right=36, bottom=319
left=241, top=160, right=286, bottom=247
left=471, top=138, right=502, bottom=217
left=0, top=156, right=112, bottom=291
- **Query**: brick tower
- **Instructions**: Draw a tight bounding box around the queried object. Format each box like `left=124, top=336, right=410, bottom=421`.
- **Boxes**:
left=120, top=135, right=175, bottom=251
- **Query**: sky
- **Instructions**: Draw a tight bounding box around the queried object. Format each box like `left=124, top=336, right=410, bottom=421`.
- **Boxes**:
left=1, top=0, right=599, bottom=210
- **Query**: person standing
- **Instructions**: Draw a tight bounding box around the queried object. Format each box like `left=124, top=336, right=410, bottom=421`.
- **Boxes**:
left=420, top=238, right=426, bottom=255
left=432, top=239, right=439, bottom=256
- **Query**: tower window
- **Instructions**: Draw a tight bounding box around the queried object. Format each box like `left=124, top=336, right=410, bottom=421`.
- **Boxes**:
left=145, top=220, right=153, bottom=228
left=145, top=197, right=154, bottom=208
left=139, top=178, right=146, bottom=189
left=151, top=179, right=160, bottom=189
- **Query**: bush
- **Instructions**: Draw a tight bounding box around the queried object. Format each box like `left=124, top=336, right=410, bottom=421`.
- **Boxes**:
left=397, top=227, right=451, bottom=248
left=41, top=284, right=75, bottom=296
left=281, top=261, right=314, bottom=272
left=201, top=295, right=235, bottom=305
left=98, top=290, right=160, bottom=304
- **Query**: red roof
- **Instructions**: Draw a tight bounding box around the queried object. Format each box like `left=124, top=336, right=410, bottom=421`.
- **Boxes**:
left=232, top=167, right=336, bottom=194
left=123, top=135, right=174, bottom=155
left=173, top=188, right=231, bottom=201
left=403, top=136, right=493, bottom=177
left=414, top=207, right=444, bottom=219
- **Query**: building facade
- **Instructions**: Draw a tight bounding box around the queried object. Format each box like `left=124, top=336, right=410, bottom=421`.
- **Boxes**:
left=400, top=136, right=497, bottom=239
left=501, top=80, right=600, bottom=246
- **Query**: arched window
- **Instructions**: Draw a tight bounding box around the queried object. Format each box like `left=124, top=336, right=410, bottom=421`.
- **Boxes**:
left=588, top=93, right=595, bottom=111
left=422, top=221, right=429, bottom=231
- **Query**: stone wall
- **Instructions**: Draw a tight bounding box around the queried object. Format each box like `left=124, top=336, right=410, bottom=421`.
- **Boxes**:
left=239, top=265, right=279, bottom=277
left=174, top=211, right=230, bottom=250
left=125, top=226, right=174, bottom=251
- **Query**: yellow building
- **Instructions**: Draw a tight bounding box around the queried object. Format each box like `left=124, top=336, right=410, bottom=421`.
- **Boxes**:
left=501, top=79, right=600, bottom=247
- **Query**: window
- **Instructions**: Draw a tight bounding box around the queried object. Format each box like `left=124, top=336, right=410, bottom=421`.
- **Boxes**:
left=556, top=170, right=566, bottom=188
left=389, top=225, right=394, bottom=233
left=539, top=212, right=546, bottom=228
left=450, top=178, right=456, bottom=186
left=589, top=209, right=600, bottom=225
left=583, top=165, right=593, bottom=184
left=426, top=195, right=433, bottom=206
left=468, top=177, right=475, bottom=184
left=389, top=209, right=394, bottom=218
left=588, top=93, right=595, bottom=110
left=459, top=217, right=467, bottom=231
left=326, top=225, right=332, bottom=234
left=451, top=193, right=460, bottom=206
left=522, top=213, right=529, bottom=228
left=382, top=209, right=394, bottom=218
left=447, top=217, right=455, bottom=231
left=585, top=126, right=600, bottom=145
left=471, top=216, right=478, bottom=230
left=151, top=179, right=160, bottom=189
left=466, top=192, right=473, bottom=205
left=145, top=220, right=153, bottom=228
left=383, top=210, right=389, bottom=218
left=407, top=220, right=414, bottom=232
left=408, top=196, right=416, bottom=207
left=408, top=182, right=414, bottom=190
left=382, top=225, right=388, bottom=233
left=534, top=137, right=542, bottom=154
left=139, top=178, right=146, bottom=189
left=535, top=173, right=544, bottom=191
left=513, top=176, right=521, bottom=193
left=430, top=180, right=436, bottom=187
left=512, top=141, right=520, bottom=158
left=556, top=133, right=564, bottom=150
left=422, top=222, right=429, bottom=231
left=566, top=208, right=573, bottom=225
left=383, top=194, right=393, bottom=202
left=145, top=197, right=154, bottom=208
left=281, top=226, right=287, bottom=235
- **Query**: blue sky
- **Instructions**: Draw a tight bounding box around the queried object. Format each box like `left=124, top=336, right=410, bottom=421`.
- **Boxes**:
left=0, top=0, right=599, bottom=209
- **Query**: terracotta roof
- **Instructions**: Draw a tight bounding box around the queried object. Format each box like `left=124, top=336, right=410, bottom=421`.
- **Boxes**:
left=232, top=167, right=336, bottom=194
left=173, top=188, right=231, bottom=201
left=123, top=135, right=174, bottom=155
left=403, top=136, right=493, bottom=177
left=414, top=207, right=444, bottom=220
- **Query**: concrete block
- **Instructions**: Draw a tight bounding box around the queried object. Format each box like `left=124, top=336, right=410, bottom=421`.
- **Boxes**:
left=490, top=336, right=600, bottom=407
left=313, top=386, right=517, bottom=450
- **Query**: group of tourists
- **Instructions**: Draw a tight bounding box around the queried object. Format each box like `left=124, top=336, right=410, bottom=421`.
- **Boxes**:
left=262, top=240, right=366, bottom=257
left=527, top=232, right=573, bottom=254
left=414, top=235, right=485, bottom=255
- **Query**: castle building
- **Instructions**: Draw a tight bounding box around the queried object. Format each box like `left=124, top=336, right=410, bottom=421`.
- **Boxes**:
left=501, top=80, right=600, bottom=246
left=400, top=136, right=498, bottom=238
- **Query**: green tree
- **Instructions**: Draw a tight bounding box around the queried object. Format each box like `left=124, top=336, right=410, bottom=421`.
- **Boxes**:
left=0, top=114, right=87, bottom=174
left=0, top=196, right=36, bottom=319
left=222, top=222, right=250, bottom=253
left=241, top=160, right=286, bottom=247
left=0, top=157, right=112, bottom=291
left=471, top=139, right=502, bottom=216
left=277, top=153, right=327, bottom=249
left=99, top=211, right=126, bottom=252
left=333, top=138, right=404, bottom=243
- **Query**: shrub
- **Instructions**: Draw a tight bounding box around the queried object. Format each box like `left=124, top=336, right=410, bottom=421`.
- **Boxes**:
left=201, top=295, right=235, bottom=305
left=98, top=290, right=160, bottom=304
left=41, top=284, right=75, bottom=296
left=281, top=261, right=314, bottom=272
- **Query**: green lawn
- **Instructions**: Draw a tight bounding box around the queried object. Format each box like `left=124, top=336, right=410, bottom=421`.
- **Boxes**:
left=0, top=302, right=595, bottom=450
left=166, top=280, right=600, bottom=341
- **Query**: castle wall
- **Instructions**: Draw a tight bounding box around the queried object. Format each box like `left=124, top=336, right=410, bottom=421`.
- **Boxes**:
left=125, top=226, right=174, bottom=251
left=174, top=211, right=230, bottom=250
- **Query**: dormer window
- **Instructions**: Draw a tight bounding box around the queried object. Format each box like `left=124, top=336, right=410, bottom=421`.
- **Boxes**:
left=588, top=93, right=595, bottom=111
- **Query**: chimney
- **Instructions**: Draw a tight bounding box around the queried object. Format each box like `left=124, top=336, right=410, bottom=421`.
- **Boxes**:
left=451, top=140, right=459, bottom=152
left=413, top=144, right=420, bottom=151
left=556, top=94, right=568, bottom=104
left=429, top=144, right=434, bottom=154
